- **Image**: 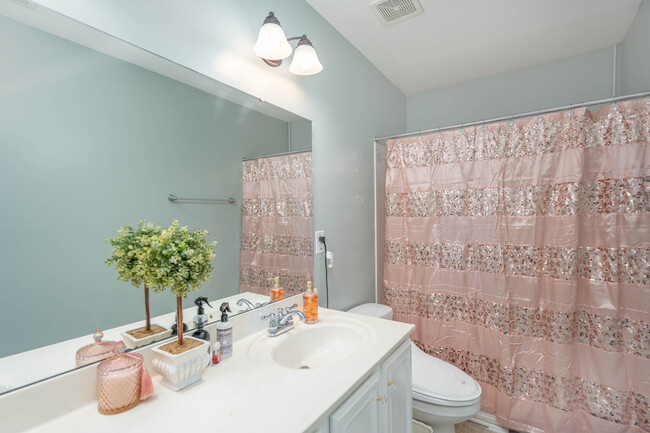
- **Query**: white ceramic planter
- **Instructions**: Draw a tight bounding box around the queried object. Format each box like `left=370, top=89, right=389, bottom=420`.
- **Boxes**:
left=151, top=337, right=210, bottom=391
left=121, top=326, right=172, bottom=350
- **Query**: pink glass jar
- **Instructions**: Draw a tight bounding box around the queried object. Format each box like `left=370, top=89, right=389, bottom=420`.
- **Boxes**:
left=97, top=353, right=146, bottom=415
left=75, top=330, right=126, bottom=368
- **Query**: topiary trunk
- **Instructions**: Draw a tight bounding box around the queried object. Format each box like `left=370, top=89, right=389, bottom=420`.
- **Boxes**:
left=144, top=284, right=151, bottom=332
left=176, top=296, right=184, bottom=346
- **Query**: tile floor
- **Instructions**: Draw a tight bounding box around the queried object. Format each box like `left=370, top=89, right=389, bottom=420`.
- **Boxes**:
left=455, top=421, right=489, bottom=433
left=455, top=420, right=520, bottom=433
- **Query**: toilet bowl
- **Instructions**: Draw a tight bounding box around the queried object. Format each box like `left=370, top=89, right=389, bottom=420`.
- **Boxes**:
left=348, top=303, right=481, bottom=433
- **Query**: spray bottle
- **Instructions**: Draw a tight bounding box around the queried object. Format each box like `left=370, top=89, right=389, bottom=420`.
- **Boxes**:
left=216, top=302, right=233, bottom=358
left=191, top=297, right=212, bottom=343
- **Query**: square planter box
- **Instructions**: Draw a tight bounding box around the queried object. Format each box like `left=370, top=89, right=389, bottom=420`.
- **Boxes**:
left=121, top=326, right=172, bottom=350
left=151, top=337, right=210, bottom=391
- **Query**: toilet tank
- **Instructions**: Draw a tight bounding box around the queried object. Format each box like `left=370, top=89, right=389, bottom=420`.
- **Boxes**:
left=347, top=303, right=394, bottom=320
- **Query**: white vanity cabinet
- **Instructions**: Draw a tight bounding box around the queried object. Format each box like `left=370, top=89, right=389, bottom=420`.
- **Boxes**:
left=381, top=339, right=412, bottom=433
left=328, top=339, right=412, bottom=433
left=3, top=308, right=415, bottom=433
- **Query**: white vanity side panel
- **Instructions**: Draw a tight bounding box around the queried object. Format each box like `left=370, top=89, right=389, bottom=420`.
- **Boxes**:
left=330, top=371, right=381, bottom=433
left=381, top=339, right=412, bottom=433
left=310, top=417, right=330, bottom=433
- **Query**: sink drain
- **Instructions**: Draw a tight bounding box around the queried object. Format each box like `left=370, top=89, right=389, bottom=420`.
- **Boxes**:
left=299, top=365, right=310, bottom=369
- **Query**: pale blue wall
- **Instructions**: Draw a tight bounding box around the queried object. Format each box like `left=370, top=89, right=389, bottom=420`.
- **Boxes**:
left=290, top=118, right=312, bottom=152
left=619, top=0, right=650, bottom=95
left=406, top=47, right=616, bottom=131
left=0, top=16, right=291, bottom=356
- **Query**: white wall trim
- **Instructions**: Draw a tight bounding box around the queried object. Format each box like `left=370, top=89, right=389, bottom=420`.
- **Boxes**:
left=373, top=141, right=379, bottom=303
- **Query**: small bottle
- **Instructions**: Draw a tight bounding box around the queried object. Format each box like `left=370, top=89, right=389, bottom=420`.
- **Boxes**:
left=191, top=297, right=213, bottom=357
left=212, top=341, right=221, bottom=365
left=267, top=276, right=285, bottom=301
left=303, top=281, right=319, bottom=324
left=216, top=302, right=233, bottom=358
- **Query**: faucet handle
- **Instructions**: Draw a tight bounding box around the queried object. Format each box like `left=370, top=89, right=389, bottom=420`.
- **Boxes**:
left=282, top=304, right=298, bottom=314
left=261, top=312, right=276, bottom=320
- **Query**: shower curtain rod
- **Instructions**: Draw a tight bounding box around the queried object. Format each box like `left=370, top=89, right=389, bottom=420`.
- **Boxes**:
left=242, top=148, right=311, bottom=161
left=375, top=90, right=650, bottom=142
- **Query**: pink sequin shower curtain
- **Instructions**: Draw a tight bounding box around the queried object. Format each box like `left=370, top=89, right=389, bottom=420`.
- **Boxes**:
left=384, top=99, right=649, bottom=433
left=239, top=152, right=313, bottom=297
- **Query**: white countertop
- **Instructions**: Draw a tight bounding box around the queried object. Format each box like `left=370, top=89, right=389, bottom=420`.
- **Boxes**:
left=19, top=308, right=414, bottom=433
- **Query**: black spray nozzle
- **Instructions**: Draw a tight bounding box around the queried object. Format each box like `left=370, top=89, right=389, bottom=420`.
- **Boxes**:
left=219, top=302, right=232, bottom=322
left=194, top=296, right=213, bottom=315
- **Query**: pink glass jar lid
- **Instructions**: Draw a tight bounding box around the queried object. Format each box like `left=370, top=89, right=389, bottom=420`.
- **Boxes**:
left=76, top=330, right=126, bottom=367
left=97, top=353, right=143, bottom=374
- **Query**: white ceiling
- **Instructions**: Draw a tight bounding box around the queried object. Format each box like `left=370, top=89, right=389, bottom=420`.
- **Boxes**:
left=306, top=0, right=643, bottom=95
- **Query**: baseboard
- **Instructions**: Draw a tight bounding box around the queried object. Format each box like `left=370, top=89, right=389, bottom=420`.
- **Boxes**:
left=470, top=410, right=510, bottom=433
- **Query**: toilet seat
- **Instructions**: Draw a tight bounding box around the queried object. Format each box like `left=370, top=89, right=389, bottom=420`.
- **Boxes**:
left=411, top=342, right=481, bottom=407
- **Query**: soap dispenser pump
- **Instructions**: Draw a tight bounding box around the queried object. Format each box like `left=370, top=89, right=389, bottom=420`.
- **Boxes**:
left=191, top=296, right=212, bottom=344
left=303, top=281, right=319, bottom=324
left=216, top=302, right=233, bottom=358
left=267, top=276, right=284, bottom=301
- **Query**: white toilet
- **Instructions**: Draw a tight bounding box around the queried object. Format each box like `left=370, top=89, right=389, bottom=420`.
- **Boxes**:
left=348, top=303, right=482, bottom=433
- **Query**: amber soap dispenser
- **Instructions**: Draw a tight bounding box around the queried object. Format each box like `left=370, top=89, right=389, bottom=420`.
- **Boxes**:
left=303, top=281, right=319, bottom=324
left=268, top=276, right=284, bottom=301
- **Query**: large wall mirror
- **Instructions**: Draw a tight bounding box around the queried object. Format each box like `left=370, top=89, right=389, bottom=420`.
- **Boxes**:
left=0, top=2, right=312, bottom=394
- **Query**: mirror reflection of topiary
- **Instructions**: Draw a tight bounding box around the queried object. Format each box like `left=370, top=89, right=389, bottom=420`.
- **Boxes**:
left=148, top=220, right=216, bottom=350
left=106, top=221, right=165, bottom=337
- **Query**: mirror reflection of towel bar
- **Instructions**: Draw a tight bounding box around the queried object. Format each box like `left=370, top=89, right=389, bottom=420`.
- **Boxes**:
left=167, top=194, right=236, bottom=204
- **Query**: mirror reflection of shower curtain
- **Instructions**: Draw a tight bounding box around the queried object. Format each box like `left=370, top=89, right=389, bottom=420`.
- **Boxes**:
left=239, top=152, right=313, bottom=298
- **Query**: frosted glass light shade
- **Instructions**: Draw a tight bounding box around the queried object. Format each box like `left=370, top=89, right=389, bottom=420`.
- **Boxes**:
left=253, top=22, right=292, bottom=61
left=289, top=43, right=323, bottom=75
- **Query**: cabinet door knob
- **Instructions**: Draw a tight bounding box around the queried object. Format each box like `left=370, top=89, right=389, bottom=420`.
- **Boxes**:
left=376, top=396, right=382, bottom=402
left=387, top=380, right=393, bottom=387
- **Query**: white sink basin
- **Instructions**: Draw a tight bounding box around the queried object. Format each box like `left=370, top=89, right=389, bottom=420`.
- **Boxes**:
left=247, top=316, right=375, bottom=369
left=273, top=325, right=364, bottom=369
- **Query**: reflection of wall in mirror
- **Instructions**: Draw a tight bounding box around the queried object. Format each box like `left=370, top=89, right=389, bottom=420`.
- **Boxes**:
left=0, top=15, right=307, bottom=357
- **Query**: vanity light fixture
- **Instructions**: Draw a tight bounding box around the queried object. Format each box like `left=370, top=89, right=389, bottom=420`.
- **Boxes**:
left=253, top=11, right=323, bottom=76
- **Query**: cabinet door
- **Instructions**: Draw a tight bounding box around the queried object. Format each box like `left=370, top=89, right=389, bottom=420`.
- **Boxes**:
left=330, top=371, right=381, bottom=433
left=381, top=339, right=412, bottom=433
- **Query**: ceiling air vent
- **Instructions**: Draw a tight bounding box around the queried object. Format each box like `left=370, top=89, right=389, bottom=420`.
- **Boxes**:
left=370, top=0, right=423, bottom=26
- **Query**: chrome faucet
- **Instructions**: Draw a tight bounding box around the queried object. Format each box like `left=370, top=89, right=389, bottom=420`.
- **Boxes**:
left=261, top=304, right=306, bottom=337
left=236, top=298, right=266, bottom=313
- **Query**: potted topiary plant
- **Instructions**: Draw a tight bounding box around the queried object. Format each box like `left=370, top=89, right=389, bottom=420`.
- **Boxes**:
left=106, top=221, right=172, bottom=349
left=148, top=220, right=217, bottom=391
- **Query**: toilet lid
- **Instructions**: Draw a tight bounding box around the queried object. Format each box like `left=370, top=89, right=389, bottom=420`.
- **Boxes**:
left=347, top=303, right=393, bottom=320
left=411, top=342, right=481, bottom=407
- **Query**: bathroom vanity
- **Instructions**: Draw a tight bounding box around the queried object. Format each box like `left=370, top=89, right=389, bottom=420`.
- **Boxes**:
left=0, top=298, right=414, bottom=433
